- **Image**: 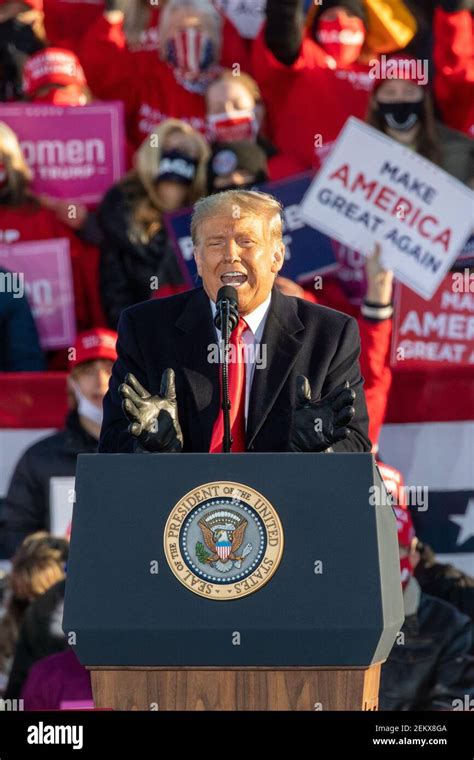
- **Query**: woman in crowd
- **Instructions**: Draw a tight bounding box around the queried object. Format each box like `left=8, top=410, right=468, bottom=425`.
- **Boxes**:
left=252, top=0, right=376, bottom=170
left=205, top=68, right=305, bottom=180
left=79, top=0, right=250, bottom=150
left=368, top=58, right=474, bottom=185
left=206, top=140, right=269, bottom=194
left=0, top=122, right=105, bottom=339
left=98, top=119, right=208, bottom=328
left=0, top=532, right=68, bottom=694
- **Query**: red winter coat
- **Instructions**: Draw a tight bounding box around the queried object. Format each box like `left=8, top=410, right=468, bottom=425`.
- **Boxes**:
left=43, top=0, right=105, bottom=54
left=252, top=28, right=373, bottom=171
left=0, top=203, right=105, bottom=334
left=433, top=8, right=474, bottom=138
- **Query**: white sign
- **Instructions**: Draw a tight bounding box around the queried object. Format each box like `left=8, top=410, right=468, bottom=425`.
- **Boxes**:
left=49, top=476, right=75, bottom=537
left=300, top=117, right=474, bottom=300
left=214, top=0, right=266, bottom=39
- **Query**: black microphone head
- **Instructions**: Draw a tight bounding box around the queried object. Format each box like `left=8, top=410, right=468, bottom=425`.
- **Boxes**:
left=214, top=286, right=239, bottom=331
left=216, top=286, right=238, bottom=305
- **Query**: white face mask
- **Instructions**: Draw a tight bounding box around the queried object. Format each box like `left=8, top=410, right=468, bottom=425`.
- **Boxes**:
left=70, top=379, right=103, bottom=427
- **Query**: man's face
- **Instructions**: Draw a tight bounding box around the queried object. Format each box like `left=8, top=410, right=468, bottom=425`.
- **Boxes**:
left=194, top=212, right=284, bottom=315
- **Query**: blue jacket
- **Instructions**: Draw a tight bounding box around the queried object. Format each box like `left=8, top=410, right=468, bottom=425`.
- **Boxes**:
left=0, top=268, right=45, bottom=371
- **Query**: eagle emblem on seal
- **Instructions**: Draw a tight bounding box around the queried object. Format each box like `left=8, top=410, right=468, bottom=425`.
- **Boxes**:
left=196, top=509, right=253, bottom=573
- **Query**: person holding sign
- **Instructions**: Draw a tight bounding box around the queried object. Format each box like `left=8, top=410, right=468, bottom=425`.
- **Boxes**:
left=367, top=55, right=474, bottom=186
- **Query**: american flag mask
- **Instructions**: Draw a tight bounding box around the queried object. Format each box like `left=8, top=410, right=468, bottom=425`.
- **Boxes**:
left=165, top=27, right=216, bottom=77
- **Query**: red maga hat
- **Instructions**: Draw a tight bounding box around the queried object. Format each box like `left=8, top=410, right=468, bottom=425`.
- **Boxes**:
left=71, top=329, right=117, bottom=368
left=23, top=48, right=87, bottom=98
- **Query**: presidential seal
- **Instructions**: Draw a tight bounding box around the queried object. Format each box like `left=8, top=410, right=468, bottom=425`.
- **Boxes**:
left=163, top=481, right=284, bottom=600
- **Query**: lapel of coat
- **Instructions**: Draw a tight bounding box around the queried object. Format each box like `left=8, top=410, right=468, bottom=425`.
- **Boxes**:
left=174, top=288, right=220, bottom=451
left=246, top=288, right=305, bottom=449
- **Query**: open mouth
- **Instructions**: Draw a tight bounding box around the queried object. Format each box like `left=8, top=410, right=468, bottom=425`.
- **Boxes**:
left=220, top=271, right=248, bottom=288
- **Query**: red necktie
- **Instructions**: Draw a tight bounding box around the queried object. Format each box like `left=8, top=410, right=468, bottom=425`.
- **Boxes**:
left=209, top=317, right=247, bottom=453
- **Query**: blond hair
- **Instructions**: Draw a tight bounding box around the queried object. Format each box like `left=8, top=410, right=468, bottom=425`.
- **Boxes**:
left=9, top=532, right=68, bottom=600
left=191, top=190, right=283, bottom=246
left=207, top=68, right=263, bottom=107
left=118, top=119, right=210, bottom=241
left=159, top=0, right=222, bottom=53
left=0, top=122, right=33, bottom=204
left=0, top=532, right=68, bottom=674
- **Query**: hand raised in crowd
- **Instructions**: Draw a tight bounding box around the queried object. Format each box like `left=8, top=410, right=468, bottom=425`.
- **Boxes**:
left=365, top=243, right=394, bottom=306
left=38, top=195, right=88, bottom=232
left=119, top=369, right=183, bottom=453
left=289, top=377, right=356, bottom=453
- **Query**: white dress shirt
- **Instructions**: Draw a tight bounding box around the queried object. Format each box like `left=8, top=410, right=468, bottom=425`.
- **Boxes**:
left=210, top=292, right=272, bottom=423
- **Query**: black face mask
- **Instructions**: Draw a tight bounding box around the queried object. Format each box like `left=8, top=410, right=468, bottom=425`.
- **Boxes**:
left=377, top=101, right=424, bottom=132
left=155, top=150, right=198, bottom=186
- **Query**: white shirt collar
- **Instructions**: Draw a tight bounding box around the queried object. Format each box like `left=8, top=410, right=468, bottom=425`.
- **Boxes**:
left=210, top=292, right=272, bottom=338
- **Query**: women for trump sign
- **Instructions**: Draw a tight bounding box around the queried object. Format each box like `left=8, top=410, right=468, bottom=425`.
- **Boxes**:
left=0, top=102, right=125, bottom=206
left=300, top=117, right=474, bottom=300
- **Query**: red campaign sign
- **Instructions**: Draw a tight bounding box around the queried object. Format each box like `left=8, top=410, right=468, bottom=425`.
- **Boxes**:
left=0, top=102, right=125, bottom=206
left=391, top=273, right=474, bottom=369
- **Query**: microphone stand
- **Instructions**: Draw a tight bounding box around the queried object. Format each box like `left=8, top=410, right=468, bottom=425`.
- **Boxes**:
left=220, top=298, right=232, bottom=453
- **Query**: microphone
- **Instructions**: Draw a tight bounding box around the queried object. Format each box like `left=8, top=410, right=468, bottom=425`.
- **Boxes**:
left=213, top=286, right=239, bottom=332
left=213, top=286, right=239, bottom=453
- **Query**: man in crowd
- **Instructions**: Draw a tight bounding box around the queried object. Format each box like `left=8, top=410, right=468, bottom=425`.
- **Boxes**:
left=2, top=328, right=117, bottom=556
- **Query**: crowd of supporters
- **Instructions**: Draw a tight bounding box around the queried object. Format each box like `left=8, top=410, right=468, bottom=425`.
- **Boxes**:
left=0, top=0, right=473, bottom=711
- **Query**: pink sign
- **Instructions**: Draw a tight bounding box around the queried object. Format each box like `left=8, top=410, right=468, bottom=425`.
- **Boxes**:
left=0, top=102, right=125, bottom=206
left=0, top=238, right=76, bottom=350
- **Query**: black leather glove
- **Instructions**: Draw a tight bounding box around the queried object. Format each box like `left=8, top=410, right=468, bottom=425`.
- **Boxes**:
left=289, top=377, right=356, bottom=453
left=119, top=369, right=183, bottom=453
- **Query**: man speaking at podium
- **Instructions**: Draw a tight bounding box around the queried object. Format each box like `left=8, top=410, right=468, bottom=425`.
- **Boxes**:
left=99, top=190, right=370, bottom=455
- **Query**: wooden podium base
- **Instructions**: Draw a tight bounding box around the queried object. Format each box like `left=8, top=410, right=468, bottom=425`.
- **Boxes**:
left=89, top=665, right=381, bottom=711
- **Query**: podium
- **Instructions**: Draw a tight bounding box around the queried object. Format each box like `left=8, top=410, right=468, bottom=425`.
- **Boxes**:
left=63, top=452, right=404, bottom=711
